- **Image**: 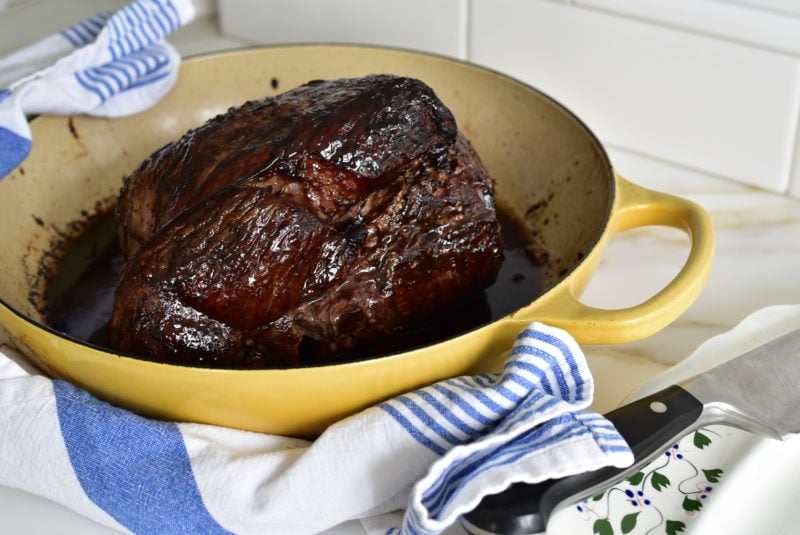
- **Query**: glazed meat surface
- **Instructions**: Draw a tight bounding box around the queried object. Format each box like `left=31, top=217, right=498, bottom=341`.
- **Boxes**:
left=109, top=75, right=504, bottom=368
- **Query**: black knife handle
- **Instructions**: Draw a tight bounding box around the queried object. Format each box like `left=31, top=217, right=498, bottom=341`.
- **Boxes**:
left=462, top=385, right=704, bottom=535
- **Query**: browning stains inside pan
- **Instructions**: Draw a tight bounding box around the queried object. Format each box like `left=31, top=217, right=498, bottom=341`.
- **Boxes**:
left=42, top=205, right=547, bottom=366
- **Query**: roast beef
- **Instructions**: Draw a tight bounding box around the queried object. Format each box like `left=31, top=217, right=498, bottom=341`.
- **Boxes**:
left=109, top=75, right=504, bottom=368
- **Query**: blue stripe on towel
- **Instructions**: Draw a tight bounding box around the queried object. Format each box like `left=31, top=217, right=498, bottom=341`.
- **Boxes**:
left=419, top=415, right=589, bottom=516
left=74, top=45, right=170, bottom=101
left=60, top=13, right=111, bottom=47
left=396, top=395, right=464, bottom=447
left=380, top=402, right=447, bottom=456
left=132, top=2, right=161, bottom=45
left=516, top=327, right=586, bottom=399
left=111, top=0, right=179, bottom=57
left=430, top=384, right=496, bottom=428
left=419, top=414, right=574, bottom=507
left=53, top=381, right=231, bottom=535
left=419, top=410, right=630, bottom=518
left=445, top=376, right=508, bottom=415
left=381, top=328, right=592, bottom=454
left=76, top=69, right=115, bottom=101
left=100, top=61, right=135, bottom=86
left=0, top=124, right=32, bottom=178
left=414, top=390, right=482, bottom=438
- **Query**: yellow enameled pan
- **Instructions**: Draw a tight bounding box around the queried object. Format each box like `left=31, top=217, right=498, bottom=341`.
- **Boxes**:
left=0, top=45, right=714, bottom=437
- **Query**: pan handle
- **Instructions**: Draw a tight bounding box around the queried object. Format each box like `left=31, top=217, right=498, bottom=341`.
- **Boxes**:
left=527, top=174, right=715, bottom=344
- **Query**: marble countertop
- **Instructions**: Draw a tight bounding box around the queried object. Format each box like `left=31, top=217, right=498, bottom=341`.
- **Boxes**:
left=2, top=9, right=799, bottom=535
left=578, top=146, right=800, bottom=413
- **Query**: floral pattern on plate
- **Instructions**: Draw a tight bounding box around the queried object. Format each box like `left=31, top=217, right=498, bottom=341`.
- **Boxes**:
left=568, top=428, right=728, bottom=535
left=547, top=305, right=800, bottom=535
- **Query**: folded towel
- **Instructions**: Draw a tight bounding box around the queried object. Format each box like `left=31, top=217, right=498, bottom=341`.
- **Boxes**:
left=0, top=0, right=196, bottom=179
left=0, top=321, right=632, bottom=534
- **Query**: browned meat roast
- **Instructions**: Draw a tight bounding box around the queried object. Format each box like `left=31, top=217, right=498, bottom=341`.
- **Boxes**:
left=109, top=75, right=504, bottom=368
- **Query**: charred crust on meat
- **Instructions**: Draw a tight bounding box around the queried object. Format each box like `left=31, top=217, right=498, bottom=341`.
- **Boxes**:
left=110, top=75, right=504, bottom=368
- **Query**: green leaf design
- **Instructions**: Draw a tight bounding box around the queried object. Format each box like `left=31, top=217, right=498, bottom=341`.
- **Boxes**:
left=703, top=468, right=723, bottom=483
left=593, top=518, right=614, bottom=535
left=620, top=512, right=640, bottom=534
left=651, top=471, right=671, bottom=491
left=593, top=493, right=606, bottom=501
left=682, top=496, right=703, bottom=512
left=628, top=472, right=645, bottom=486
left=693, top=431, right=712, bottom=449
left=665, top=520, right=687, bottom=534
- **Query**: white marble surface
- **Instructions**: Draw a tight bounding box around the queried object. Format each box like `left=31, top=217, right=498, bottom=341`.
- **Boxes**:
left=580, top=145, right=800, bottom=413
left=2, top=7, right=800, bottom=535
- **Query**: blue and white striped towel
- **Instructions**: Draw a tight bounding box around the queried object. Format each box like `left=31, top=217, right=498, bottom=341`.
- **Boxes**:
left=0, top=0, right=196, bottom=179
left=0, top=321, right=632, bottom=534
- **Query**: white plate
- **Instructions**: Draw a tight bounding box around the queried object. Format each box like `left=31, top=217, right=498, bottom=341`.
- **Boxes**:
left=549, top=304, right=800, bottom=535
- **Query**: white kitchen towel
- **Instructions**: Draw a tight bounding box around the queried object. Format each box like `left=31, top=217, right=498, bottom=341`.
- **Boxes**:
left=0, top=322, right=632, bottom=535
left=0, top=0, right=196, bottom=179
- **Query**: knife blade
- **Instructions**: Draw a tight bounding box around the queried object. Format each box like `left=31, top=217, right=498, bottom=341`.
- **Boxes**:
left=461, top=327, right=800, bottom=535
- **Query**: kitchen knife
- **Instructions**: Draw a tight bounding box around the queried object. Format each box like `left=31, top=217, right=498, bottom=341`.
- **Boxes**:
left=461, top=327, right=800, bottom=535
